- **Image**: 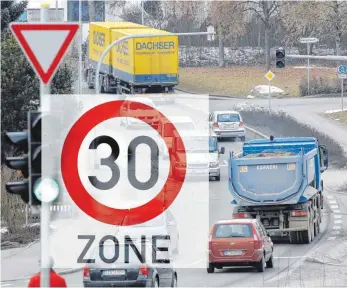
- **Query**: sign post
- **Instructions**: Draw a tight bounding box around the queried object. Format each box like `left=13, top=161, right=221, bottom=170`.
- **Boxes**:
left=10, top=8, right=79, bottom=287
left=338, top=65, right=347, bottom=111
left=264, top=70, right=275, bottom=110
left=300, top=38, right=319, bottom=96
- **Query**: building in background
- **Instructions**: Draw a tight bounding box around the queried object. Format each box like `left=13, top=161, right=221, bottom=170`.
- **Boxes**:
left=67, top=0, right=105, bottom=22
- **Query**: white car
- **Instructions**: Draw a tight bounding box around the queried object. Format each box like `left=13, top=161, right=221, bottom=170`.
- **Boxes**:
left=209, top=110, right=246, bottom=141
left=120, top=97, right=159, bottom=129
left=157, top=116, right=195, bottom=159
left=115, top=210, right=180, bottom=255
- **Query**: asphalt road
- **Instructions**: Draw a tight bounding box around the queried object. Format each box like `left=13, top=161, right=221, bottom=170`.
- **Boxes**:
left=2, top=86, right=345, bottom=287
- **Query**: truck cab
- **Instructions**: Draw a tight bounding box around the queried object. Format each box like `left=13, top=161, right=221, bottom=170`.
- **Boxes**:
left=170, top=130, right=225, bottom=181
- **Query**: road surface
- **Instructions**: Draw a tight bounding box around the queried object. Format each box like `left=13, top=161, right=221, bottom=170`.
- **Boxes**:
left=2, top=86, right=346, bottom=287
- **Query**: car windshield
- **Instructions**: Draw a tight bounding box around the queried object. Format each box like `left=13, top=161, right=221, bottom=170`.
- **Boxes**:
left=213, top=224, right=253, bottom=238
left=217, top=113, right=240, bottom=123
left=177, top=136, right=209, bottom=152
left=129, top=102, right=153, bottom=110
left=163, top=122, right=194, bottom=137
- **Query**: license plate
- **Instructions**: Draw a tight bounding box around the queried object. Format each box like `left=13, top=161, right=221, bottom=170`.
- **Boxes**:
left=102, top=270, right=125, bottom=276
left=223, top=250, right=242, bottom=256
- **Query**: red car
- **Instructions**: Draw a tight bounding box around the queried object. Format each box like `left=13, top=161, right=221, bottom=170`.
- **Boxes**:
left=208, top=219, right=274, bottom=273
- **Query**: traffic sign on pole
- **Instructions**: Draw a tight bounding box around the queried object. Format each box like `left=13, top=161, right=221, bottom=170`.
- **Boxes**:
left=9, top=23, right=79, bottom=84
left=339, top=74, right=347, bottom=79
left=299, top=37, right=319, bottom=44
left=338, top=65, right=347, bottom=74
left=265, top=70, right=275, bottom=81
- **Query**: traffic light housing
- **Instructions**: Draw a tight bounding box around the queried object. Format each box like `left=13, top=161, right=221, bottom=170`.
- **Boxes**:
left=276, top=48, right=285, bottom=68
left=4, top=111, right=42, bottom=205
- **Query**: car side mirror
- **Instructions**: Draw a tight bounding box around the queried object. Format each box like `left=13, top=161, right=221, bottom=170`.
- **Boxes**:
left=220, top=147, right=225, bottom=154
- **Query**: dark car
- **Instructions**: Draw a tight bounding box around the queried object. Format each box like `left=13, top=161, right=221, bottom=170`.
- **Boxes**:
left=83, top=243, right=177, bottom=287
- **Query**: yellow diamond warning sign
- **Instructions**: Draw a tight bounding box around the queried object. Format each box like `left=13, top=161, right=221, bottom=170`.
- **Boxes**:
left=265, top=70, right=275, bottom=81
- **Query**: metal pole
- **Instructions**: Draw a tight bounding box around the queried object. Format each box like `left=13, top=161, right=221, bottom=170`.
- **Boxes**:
left=79, top=0, right=82, bottom=96
left=307, top=43, right=310, bottom=96
left=342, top=79, right=344, bottom=111
left=141, top=1, right=144, bottom=25
left=40, top=4, right=51, bottom=288
left=268, top=80, right=271, bottom=110
left=95, top=32, right=214, bottom=93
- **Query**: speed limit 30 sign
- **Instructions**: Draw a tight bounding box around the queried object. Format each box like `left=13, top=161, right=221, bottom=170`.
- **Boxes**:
left=43, top=94, right=210, bottom=270
left=61, top=100, right=187, bottom=226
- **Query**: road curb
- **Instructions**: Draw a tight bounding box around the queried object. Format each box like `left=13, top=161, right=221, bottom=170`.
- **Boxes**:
left=1, top=239, right=40, bottom=260
left=175, top=88, right=340, bottom=99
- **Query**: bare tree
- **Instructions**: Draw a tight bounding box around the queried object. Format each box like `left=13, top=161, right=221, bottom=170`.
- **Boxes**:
left=244, top=1, right=280, bottom=70
left=210, top=1, right=247, bottom=67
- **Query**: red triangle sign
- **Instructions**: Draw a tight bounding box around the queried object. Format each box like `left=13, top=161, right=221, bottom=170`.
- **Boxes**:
left=10, top=23, right=80, bottom=84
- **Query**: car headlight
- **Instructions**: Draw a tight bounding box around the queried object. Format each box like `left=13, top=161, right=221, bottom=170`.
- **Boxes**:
left=209, top=161, right=219, bottom=168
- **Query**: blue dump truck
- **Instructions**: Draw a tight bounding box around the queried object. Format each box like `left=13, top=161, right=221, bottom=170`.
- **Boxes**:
left=228, top=137, right=329, bottom=244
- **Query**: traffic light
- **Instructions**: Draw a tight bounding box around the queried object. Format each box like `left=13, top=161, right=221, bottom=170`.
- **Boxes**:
left=4, top=129, right=30, bottom=203
left=28, top=111, right=43, bottom=205
left=4, top=111, right=42, bottom=205
left=276, top=48, right=285, bottom=68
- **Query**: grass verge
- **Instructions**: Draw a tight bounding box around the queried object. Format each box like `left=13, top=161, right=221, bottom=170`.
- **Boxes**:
left=325, top=110, right=347, bottom=125
left=178, top=66, right=336, bottom=97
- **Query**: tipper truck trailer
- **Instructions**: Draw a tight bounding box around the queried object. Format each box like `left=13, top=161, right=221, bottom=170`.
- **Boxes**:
left=84, top=22, right=179, bottom=96
left=228, top=137, right=329, bottom=244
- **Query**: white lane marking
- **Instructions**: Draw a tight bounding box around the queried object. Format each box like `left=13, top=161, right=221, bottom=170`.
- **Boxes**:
left=334, top=214, right=342, bottom=219
left=183, top=259, right=205, bottom=267
left=326, top=195, right=334, bottom=199
left=334, top=220, right=342, bottom=224
left=274, top=256, right=303, bottom=259
left=330, top=205, right=339, bottom=209
left=329, top=199, right=337, bottom=204
left=332, top=210, right=341, bottom=214
left=328, top=236, right=336, bottom=241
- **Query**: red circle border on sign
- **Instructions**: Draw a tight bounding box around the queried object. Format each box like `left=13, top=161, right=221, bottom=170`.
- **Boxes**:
left=61, top=100, right=186, bottom=226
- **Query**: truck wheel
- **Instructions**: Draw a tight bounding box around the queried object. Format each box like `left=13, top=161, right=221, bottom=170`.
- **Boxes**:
left=301, top=227, right=311, bottom=244
left=289, top=231, right=299, bottom=244
left=87, top=71, right=94, bottom=89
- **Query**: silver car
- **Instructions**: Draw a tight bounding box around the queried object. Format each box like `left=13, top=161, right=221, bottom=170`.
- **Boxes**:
left=209, top=111, right=246, bottom=141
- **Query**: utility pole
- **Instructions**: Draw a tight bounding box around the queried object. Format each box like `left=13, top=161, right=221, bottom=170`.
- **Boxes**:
left=40, top=4, right=51, bottom=288
left=79, top=0, right=82, bottom=96
left=141, top=1, right=144, bottom=25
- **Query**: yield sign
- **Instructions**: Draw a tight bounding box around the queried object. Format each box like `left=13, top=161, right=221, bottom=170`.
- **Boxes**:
left=10, top=23, right=79, bottom=84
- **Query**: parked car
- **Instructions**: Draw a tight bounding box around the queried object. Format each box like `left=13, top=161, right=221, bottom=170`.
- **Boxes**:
left=207, top=219, right=274, bottom=273
left=209, top=111, right=246, bottom=141
left=83, top=242, right=177, bottom=287
left=120, top=97, right=159, bottom=129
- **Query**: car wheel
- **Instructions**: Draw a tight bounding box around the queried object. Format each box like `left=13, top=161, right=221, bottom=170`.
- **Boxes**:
left=266, top=254, right=274, bottom=268
left=215, top=175, right=220, bottom=181
left=256, top=254, right=266, bottom=272
left=207, top=263, right=215, bottom=273
left=171, top=274, right=177, bottom=287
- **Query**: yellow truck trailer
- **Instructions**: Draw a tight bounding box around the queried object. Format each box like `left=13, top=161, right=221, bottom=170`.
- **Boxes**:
left=84, top=22, right=179, bottom=96
left=85, top=22, right=148, bottom=90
